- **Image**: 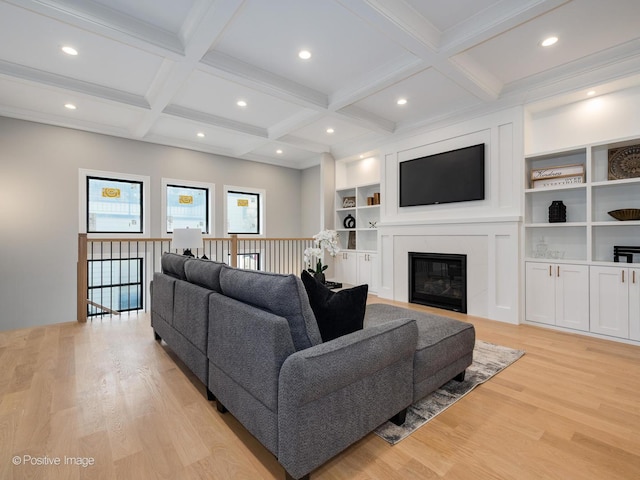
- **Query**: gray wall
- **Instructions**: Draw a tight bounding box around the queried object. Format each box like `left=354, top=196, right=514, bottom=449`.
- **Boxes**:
left=0, top=117, right=305, bottom=331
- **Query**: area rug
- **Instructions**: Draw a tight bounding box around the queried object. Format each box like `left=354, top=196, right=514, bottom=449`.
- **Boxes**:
left=375, top=340, right=525, bottom=444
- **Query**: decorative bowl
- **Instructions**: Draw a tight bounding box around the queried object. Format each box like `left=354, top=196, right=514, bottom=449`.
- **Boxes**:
left=608, top=209, right=640, bottom=221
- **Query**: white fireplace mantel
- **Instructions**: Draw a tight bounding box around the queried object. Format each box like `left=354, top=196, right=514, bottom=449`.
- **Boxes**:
left=377, top=219, right=520, bottom=325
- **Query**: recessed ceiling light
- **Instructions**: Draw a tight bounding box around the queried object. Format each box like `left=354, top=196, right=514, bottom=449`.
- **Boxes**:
left=587, top=90, right=596, bottom=96
left=298, top=50, right=311, bottom=60
left=61, top=46, right=78, bottom=56
left=64, top=103, right=76, bottom=110
left=236, top=100, right=247, bottom=107
left=359, top=154, right=364, bottom=159
left=541, top=36, right=558, bottom=47
left=326, top=128, right=334, bottom=134
left=276, top=149, right=283, bottom=154
left=397, top=98, right=407, bottom=105
left=196, top=132, right=205, bottom=138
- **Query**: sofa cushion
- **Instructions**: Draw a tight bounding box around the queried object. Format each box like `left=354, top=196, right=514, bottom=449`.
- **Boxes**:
left=219, top=266, right=322, bottom=351
left=161, top=252, right=189, bottom=280
left=364, top=303, right=475, bottom=398
left=300, top=271, right=368, bottom=342
left=184, top=258, right=224, bottom=292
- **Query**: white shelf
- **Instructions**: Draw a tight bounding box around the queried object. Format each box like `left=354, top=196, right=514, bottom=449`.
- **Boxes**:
left=524, top=184, right=587, bottom=194
left=524, top=136, right=640, bottom=265
left=525, top=222, right=587, bottom=228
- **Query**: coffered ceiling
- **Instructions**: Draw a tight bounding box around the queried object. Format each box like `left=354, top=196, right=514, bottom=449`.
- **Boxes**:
left=1, top=0, right=639, bottom=168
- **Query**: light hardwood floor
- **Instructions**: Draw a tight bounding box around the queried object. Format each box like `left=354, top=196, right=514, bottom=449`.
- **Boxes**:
left=1, top=299, right=639, bottom=480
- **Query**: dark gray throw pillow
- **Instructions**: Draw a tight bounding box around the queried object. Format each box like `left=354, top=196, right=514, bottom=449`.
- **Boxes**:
left=301, top=270, right=368, bottom=342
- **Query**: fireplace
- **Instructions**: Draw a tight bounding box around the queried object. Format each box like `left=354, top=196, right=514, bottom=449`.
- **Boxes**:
left=408, top=252, right=467, bottom=313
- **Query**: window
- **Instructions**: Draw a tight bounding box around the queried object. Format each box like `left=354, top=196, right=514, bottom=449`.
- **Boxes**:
left=79, top=169, right=150, bottom=237
left=166, top=184, right=209, bottom=233
left=162, top=178, right=214, bottom=237
left=225, top=187, right=264, bottom=235
left=87, top=258, right=142, bottom=315
left=87, top=177, right=143, bottom=233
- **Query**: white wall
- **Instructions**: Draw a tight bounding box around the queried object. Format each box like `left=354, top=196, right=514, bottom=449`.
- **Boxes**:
left=526, top=86, right=640, bottom=155
left=0, top=117, right=305, bottom=331
left=301, top=165, right=321, bottom=236
left=376, top=107, right=523, bottom=324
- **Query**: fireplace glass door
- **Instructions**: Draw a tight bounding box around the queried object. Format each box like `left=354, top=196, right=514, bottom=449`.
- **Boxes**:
left=409, top=252, right=467, bottom=313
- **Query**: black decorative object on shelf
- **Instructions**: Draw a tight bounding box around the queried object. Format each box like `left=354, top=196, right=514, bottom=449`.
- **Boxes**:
left=548, top=200, right=567, bottom=223
left=613, top=246, right=640, bottom=263
left=343, top=214, right=355, bottom=229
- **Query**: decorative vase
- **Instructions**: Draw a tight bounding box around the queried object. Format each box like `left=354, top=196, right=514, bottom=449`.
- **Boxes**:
left=314, top=272, right=326, bottom=284
left=343, top=214, right=355, bottom=229
left=549, top=200, right=567, bottom=223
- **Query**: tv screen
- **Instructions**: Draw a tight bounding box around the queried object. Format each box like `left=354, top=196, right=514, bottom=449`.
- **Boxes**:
left=399, top=143, right=485, bottom=207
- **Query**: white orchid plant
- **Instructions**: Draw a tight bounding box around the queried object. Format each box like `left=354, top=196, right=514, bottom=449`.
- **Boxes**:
left=304, top=229, right=340, bottom=276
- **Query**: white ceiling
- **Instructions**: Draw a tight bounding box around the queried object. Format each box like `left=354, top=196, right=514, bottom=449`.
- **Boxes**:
left=1, top=0, right=639, bottom=169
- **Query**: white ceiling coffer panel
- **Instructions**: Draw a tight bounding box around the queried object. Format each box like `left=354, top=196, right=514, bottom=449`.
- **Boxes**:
left=0, top=0, right=638, bottom=168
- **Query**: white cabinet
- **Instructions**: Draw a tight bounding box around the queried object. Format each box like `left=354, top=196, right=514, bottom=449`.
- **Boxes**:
left=590, top=266, right=640, bottom=339
left=357, top=253, right=378, bottom=294
left=333, top=252, right=357, bottom=286
left=631, top=269, right=640, bottom=341
left=332, top=252, right=379, bottom=293
left=525, top=262, right=589, bottom=331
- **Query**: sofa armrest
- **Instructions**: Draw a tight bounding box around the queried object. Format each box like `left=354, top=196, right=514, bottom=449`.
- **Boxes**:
left=277, top=318, right=418, bottom=479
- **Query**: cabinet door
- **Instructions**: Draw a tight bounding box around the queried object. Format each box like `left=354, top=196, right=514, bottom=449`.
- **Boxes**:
left=630, top=268, right=640, bottom=341
left=356, top=253, right=379, bottom=293
left=369, top=253, right=379, bottom=294
left=525, top=263, right=556, bottom=325
left=555, top=264, right=589, bottom=331
left=334, top=252, right=357, bottom=285
left=590, top=266, right=629, bottom=338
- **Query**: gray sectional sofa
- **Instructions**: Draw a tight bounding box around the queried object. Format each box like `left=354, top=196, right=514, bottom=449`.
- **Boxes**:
left=150, top=253, right=475, bottom=480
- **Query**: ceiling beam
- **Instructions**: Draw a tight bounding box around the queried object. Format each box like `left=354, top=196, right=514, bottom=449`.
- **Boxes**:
left=200, top=51, right=328, bottom=109
left=7, top=0, right=184, bottom=56
left=132, top=0, right=246, bottom=138
left=0, top=59, right=149, bottom=108
left=163, top=105, right=267, bottom=138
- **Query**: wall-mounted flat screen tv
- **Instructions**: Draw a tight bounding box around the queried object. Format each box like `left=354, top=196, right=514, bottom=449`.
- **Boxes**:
left=399, top=143, right=485, bottom=207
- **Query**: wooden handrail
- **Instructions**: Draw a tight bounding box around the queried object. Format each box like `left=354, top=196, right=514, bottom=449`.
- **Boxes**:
left=84, top=236, right=312, bottom=242
left=86, top=300, right=120, bottom=316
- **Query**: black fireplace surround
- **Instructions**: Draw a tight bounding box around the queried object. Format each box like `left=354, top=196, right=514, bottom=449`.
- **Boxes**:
left=409, top=252, right=467, bottom=313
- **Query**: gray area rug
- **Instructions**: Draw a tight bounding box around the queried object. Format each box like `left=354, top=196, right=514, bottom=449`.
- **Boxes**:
left=375, top=340, right=525, bottom=444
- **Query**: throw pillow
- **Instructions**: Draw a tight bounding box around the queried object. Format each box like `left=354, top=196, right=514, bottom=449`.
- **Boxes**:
left=301, top=270, right=368, bottom=342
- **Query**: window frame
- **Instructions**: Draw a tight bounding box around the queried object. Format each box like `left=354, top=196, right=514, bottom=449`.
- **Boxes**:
left=224, top=185, right=265, bottom=237
left=79, top=169, right=150, bottom=238
left=161, top=178, right=215, bottom=237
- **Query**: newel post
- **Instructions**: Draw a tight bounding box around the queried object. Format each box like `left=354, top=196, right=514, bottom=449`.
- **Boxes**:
left=230, top=234, right=238, bottom=268
left=77, top=233, right=88, bottom=323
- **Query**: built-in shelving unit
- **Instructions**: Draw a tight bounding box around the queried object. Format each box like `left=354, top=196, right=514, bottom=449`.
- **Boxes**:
left=524, top=136, right=640, bottom=342
left=333, top=182, right=381, bottom=293
left=524, top=138, right=640, bottom=265
left=335, top=182, right=380, bottom=252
